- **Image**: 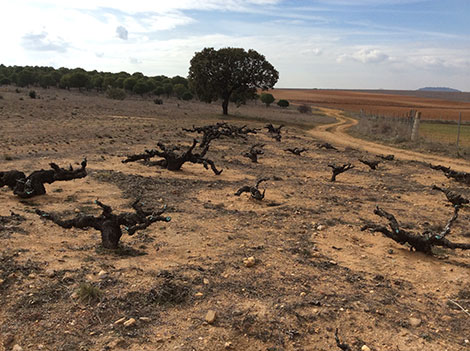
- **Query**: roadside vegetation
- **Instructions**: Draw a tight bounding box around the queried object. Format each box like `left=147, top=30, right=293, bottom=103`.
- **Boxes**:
left=349, top=113, right=470, bottom=159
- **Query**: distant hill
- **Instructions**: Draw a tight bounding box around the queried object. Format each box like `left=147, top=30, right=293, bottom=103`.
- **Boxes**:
left=418, top=87, right=461, bottom=92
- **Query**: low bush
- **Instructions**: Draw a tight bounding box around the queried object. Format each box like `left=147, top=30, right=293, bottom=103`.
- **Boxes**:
left=29, top=90, right=37, bottom=99
left=277, top=99, right=289, bottom=108
left=106, top=87, right=126, bottom=100
left=77, top=283, right=102, bottom=303
left=260, top=93, right=275, bottom=107
left=181, top=92, right=193, bottom=101
left=154, top=98, right=163, bottom=105
left=297, top=104, right=312, bottom=114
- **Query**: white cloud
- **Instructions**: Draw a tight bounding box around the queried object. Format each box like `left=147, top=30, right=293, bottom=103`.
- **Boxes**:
left=15, top=0, right=281, bottom=14
left=1, top=0, right=469, bottom=91
left=21, top=31, right=70, bottom=52
left=301, top=48, right=323, bottom=56
left=129, top=57, right=142, bottom=64
left=338, top=48, right=389, bottom=64
left=116, top=25, right=128, bottom=40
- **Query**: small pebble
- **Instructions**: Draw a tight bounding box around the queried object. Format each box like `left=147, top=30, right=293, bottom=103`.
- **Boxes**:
left=123, top=318, right=136, bottom=327
left=409, top=317, right=422, bottom=327
left=205, top=310, right=217, bottom=324
left=114, top=317, right=126, bottom=325
left=243, top=256, right=256, bottom=267
left=97, top=270, right=107, bottom=278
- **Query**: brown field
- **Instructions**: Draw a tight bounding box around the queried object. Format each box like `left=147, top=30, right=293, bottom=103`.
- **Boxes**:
left=268, top=89, right=470, bottom=122
left=1, top=87, right=470, bottom=351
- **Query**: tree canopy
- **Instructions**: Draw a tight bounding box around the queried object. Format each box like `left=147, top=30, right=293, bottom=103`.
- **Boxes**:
left=188, top=47, right=279, bottom=115
left=260, top=93, right=275, bottom=107
left=0, top=65, right=190, bottom=100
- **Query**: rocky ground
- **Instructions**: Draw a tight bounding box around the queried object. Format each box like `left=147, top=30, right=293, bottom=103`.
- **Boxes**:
left=0, top=87, right=469, bottom=351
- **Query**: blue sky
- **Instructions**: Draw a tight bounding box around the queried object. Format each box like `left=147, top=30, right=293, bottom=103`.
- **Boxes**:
left=1, top=0, right=469, bottom=90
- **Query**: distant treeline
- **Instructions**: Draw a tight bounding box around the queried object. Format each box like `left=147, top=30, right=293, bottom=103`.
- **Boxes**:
left=0, top=64, right=193, bottom=99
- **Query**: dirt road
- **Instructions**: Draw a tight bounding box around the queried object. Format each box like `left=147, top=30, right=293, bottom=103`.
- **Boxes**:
left=310, top=107, right=470, bottom=172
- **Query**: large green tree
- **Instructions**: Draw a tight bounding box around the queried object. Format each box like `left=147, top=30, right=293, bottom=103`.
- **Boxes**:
left=188, top=47, right=279, bottom=115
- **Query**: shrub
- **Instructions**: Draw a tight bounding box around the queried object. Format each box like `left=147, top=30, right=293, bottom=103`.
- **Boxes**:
left=133, top=80, right=149, bottom=96
left=0, top=77, right=11, bottom=86
left=123, top=77, right=137, bottom=91
left=0, top=94, right=3, bottom=100
left=106, top=87, right=126, bottom=100
left=174, top=84, right=187, bottom=99
left=153, top=86, right=165, bottom=96
left=29, top=90, right=37, bottom=99
left=181, top=91, right=193, bottom=101
left=260, top=93, right=275, bottom=107
left=77, top=283, right=102, bottom=303
left=297, top=104, right=312, bottom=114
left=154, top=98, right=163, bottom=105
left=15, top=88, right=21, bottom=93
left=277, top=99, right=289, bottom=108
left=69, top=71, right=90, bottom=91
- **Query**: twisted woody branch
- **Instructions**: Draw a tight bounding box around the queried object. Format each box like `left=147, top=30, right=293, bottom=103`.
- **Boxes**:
left=123, top=139, right=222, bottom=175
left=361, top=206, right=470, bottom=254
left=36, top=199, right=171, bottom=249
left=1, top=159, right=87, bottom=198
left=235, top=178, right=269, bottom=200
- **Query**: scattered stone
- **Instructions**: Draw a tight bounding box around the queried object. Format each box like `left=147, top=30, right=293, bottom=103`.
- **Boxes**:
left=243, top=256, right=256, bottom=267
left=28, top=273, right=36, bottom=279
left=139, top=317, right=151, bottom=322
left=224, top=341, right=233, bottom=348
left=328, top=260, right=337, bottom=265
left=106, top=338, right=126, bottom=348
left=317, top=225, right=325, bottom=231
left=97, top=270, right=107, bottom=278
left=409, top=317, right=422, bottom=327
left=205, top=310, right=217, bottom=324
left=123, top=318, right=136, bottom=327
left=45, top=269, right=55, bottom=278
left=388, top=249, right=394, bottom=254
left=195, top=292, right=204, bottom=297
left=70, top=292, right=79, bottom=299
left=12, top=345, right=23, bottom=351
left=114, top=317, right=126, bottom=325
left=361, top=345, right=371, bottom=351
left=203, top=278, right=210, bottom=285
left=62, top=272, right=74, bottom=281
left=0, top=278, right=4, bottom=285
left=74, top=208, right=81, bottom=213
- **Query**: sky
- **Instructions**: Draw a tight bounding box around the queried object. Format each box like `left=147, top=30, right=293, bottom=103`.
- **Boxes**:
left=1, top=0, right=470, bottom=91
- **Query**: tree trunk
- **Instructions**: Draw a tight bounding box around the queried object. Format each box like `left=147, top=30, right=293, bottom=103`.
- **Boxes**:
left=100, top=220, right=123, bottom=249
left=222, top=98, right=229, bottom=115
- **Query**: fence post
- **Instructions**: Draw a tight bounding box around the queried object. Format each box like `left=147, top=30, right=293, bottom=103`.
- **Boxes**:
left=456, top=112, right=462, bottom=149
left=411, top=111, right=421, bottom=141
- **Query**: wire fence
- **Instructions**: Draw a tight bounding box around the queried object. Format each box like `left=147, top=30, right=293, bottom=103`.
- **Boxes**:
left=355, top=110, right=469, bottom=149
